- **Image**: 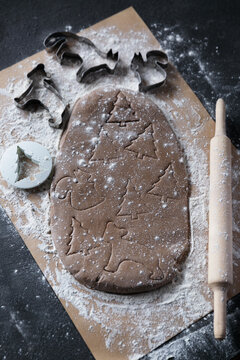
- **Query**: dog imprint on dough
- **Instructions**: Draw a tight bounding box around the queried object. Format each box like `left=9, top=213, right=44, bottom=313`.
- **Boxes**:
left=104, top=222, right=164, bottom=280
left=50, top=88, right=190, bottom=293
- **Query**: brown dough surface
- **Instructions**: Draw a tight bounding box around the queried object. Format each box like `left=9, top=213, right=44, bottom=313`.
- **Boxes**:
left=50, top=88, right=190, bottom=294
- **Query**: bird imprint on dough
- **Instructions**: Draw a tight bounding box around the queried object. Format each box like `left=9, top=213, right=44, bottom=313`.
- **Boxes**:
left=54, top=169, right=105, bottom=211
left=50, top=88, right=190, bottom=293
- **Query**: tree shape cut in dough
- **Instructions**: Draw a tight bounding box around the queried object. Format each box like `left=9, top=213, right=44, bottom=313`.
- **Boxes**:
left=118, top=180, right=148, bottom=220
left=148, top=164, right=179, bottom=202
left=67, top=217, right=97, bottom=255
left=108, top=92, right=139, bottom=127
left=126, top=124, right=157, bottom=159
left=55, top=169, right=104, bottom=210
left=16, top=146, right=40, bottom=182
left=91, top=129, right=122, bottom=161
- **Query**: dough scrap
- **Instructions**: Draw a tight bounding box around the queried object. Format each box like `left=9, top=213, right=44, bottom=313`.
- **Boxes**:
left=50, top=88, right=190, bottom=294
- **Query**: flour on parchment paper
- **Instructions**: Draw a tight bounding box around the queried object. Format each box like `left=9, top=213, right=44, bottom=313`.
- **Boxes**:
left=0, top=26, right=238, bottom=360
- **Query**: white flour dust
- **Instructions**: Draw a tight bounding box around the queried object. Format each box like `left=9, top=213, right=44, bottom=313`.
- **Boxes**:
left=0, top=24, right=239, bottom=360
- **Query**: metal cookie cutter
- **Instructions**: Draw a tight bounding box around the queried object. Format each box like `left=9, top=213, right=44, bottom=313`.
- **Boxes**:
left=44, top=32, right=119, bottom=83
left=131, top=50, right=168, bottom=92
left=14, top=64, right=70, bottom=129
left=0, top=141, right=52, bottom=189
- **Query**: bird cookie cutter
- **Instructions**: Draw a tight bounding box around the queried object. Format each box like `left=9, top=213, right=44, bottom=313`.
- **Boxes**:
left=14, top=64, right=70, bottom=129
left=131, top=50, right=168, bottom=92
left=44, top=31, right=119, bottom=83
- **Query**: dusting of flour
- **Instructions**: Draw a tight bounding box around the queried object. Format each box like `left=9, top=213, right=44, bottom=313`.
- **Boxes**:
left=0, top=25, right=239, bottom=360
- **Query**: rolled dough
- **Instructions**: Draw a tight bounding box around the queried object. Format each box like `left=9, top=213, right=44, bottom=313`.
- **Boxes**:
left=50, top=88, right=190, bottom=294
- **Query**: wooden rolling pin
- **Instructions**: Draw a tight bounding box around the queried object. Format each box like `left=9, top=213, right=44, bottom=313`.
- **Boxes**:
left=208, top=98, right=233, bottom=339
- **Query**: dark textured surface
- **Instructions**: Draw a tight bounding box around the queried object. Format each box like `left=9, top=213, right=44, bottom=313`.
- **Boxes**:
left=0, top=211, right=95, bottom=360
left=142, top=296, right=240, bottom=360
left=0, top=0, right=240, bottom=359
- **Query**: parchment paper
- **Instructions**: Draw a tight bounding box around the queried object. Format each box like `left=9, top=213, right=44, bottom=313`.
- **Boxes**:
left=0, top=7, right=239, bottom=360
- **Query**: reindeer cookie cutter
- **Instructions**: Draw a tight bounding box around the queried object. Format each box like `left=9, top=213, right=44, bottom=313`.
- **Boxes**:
left=44, top=31, right=168, bottom=91
left=44, top=31, right=119, bottom=83
left=14, top=64, right=70, bottom=129
left=14, top=35, right=168, bottom=130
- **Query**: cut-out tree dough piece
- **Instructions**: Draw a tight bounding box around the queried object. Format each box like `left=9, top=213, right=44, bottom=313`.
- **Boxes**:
left=68, top=218, right=98, bottom=255
left=148, top=164, right=180, bottom=202
left=118, top=180, right=149, bottom=220
left=126, top=124, right=157, bottom=159
left=90, top=129, right=123, bottom=161
left=50, top=87, right=190, bottom=294
left=108, top=91, right=139, bottom=126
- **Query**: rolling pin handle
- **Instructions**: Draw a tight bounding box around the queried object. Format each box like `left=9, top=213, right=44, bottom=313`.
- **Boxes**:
left=213, top=286, right=227, bottom=340
left=215, top=98, right=226, bottom=136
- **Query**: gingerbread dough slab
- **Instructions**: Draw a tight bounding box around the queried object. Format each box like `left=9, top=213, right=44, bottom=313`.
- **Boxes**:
left=50, top=87, right=190, bottom=294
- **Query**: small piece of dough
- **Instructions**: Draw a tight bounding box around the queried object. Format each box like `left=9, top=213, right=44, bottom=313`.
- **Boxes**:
left=50, top=88, right=190, bottom=294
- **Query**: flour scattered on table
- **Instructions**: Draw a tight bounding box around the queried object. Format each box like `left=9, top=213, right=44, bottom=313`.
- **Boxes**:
left=0, top=24, right=239, bottom=360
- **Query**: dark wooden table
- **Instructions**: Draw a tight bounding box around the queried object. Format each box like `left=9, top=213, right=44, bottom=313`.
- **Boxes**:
left=0, top=1, right=239, bottom=359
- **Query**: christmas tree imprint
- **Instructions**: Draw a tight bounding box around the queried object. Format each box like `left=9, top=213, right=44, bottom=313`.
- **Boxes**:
left=148, top=164, right=179, bottom=202
left=90, top=129, right=122, bottom=161
left=55, top=169, right=104, bottom=211
left=125, top=124, right=157, bottom=159
left=108, top=91, right=139, bottom=127
left=16, top=146, right=40, bottom=182
left=117, top=180, right=148, bottom=220
left=67, top=217, right=97, bottom=256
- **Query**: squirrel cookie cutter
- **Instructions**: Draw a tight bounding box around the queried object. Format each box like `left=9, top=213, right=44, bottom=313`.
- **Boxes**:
left=0, top=141, right=52, bottom=189
left=44, top=31, right=119, bottom=82
left=131, top=50, right=168, bottom=92
left=14, top=64, right=70, bottom=129
left=14, top=35, right=168, bottom=129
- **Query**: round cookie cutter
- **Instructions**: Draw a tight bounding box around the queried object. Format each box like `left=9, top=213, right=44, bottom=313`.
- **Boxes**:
left=0, top=141, right=52, bottom=189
